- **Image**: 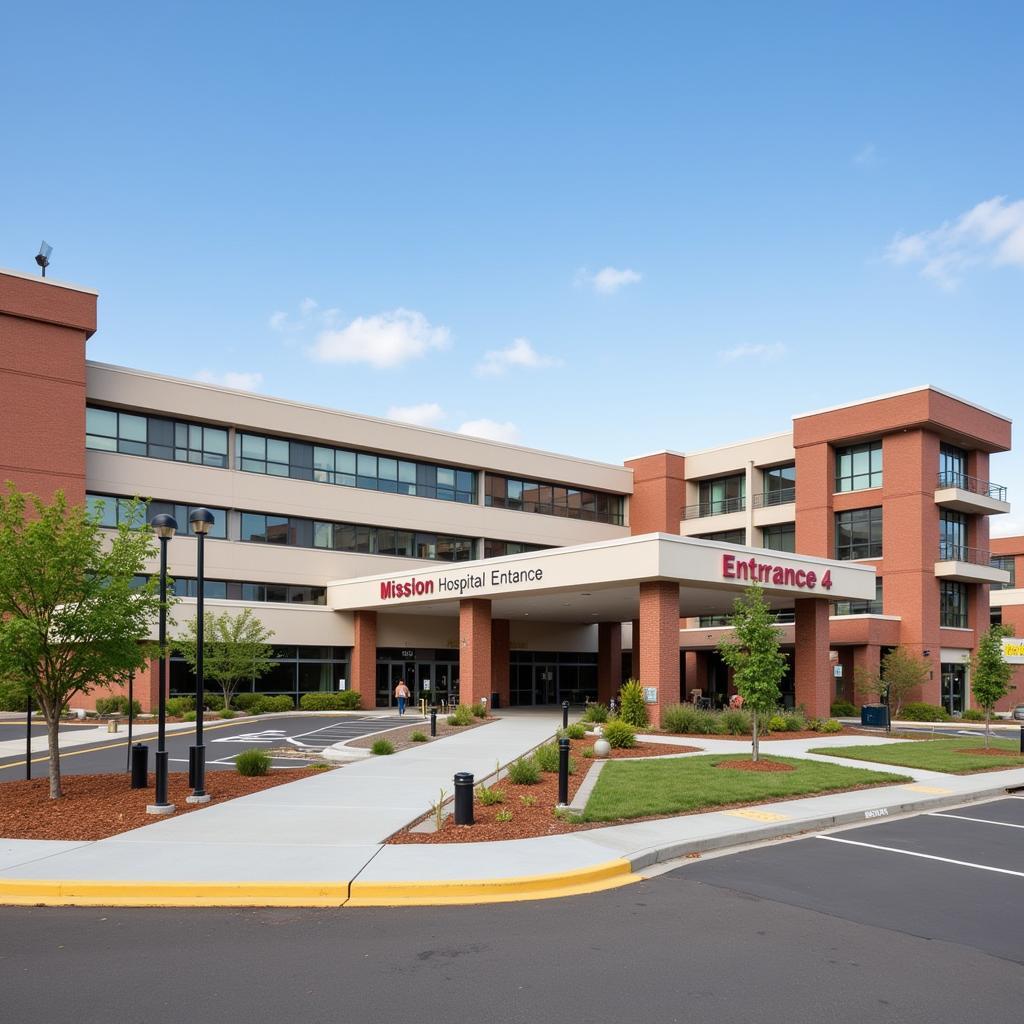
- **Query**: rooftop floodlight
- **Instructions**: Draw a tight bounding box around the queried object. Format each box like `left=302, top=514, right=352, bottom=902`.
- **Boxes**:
left=35, top=241, right=52, bottom=277
left=189, top=507, right=215, bottom=536
left=150, top=513, right=178, bottom=539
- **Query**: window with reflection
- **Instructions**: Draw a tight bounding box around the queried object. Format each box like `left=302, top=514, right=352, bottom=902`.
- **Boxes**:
left=87, top=407, right=228, bottom=468
left=834, top=507, right=883, bottom=559
left=87, top=494, right=228, bottom=539
left=835, top=441, right=882, bottom=492
left=761, top=523, right=796, bottom=553
left=697, top=474, right=746, bottom=516
left=485, top=474, right=624, bottom=525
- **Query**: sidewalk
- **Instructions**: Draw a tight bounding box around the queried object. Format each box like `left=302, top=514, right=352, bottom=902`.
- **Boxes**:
left=2, top=725, right=1022, bottom=907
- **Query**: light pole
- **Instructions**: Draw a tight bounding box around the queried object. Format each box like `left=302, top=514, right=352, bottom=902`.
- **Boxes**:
left=147, top=513, right=177, bottom=815
left=187, top=507, right=215, bottom=804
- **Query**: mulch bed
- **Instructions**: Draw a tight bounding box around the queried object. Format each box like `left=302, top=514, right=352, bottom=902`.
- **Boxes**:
left=347, top=716, right=493, bottom=754
left=390, top=737, right=700, bottom=844
left=0, top=769, right=326, bottom=842
left=657, top=727, right=860, bottom=741
left=717, top=759, right=794, bottom=772
left=956, top=747, right=1024, bottom=758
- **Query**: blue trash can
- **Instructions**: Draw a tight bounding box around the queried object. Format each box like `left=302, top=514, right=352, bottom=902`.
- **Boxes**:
left=860, top=704, right=889, bottom=728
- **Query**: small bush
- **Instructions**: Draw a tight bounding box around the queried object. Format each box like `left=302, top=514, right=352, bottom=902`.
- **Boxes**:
left=182, top=710, right=197, bottom=722
left=0, top=680, right=33, bottom=712
left=820, top=718, right=843, bottom=734
left=897, top=702, right=950, bottom=723
left=582, top=703, right=609, bottom=723
left=299, top=691, right=362, bottom=711
left=232, top=693, right=261, bottom=711
left=165, top=697, right=192, bottom=717
left=219, top=708, right=237, bottom=719
left=693, top=709, right=724, bottom=735
left=766, top=714, right=787, bottom=733
left=447, top=704, right=474, bottom=727
left=618, top=679, right=649, bottom=728
left=410, top=731, right=428, bottom=742
left=470, top=701, right=488, bottom=719
left=559, top=722, right=587, bottom=740
left=534, top=742, right=577, bottom=775
left=506, top=757, right=541, bottom=784
left=309, top=761, right=332, bottom=772
left=519, top=794, right=537, bottom=807
left=830, top=701, right=857, bottom=717
left=721, top=708, right=751, bottom=735
left=580, top=746, right=594, bottom=758
left=371, top=739, right=395, bottom=755
left=603, top=719, right=637, bottom=749
left=235, top=748, right=271, bottom=776
left=661, top=704, right=700, bottom=734
left=782, top=711, right=806, bottom=732
left=477, top=785, right=505, bottom=806
left=202, top=693, right=224, bottom=711
left=961, top=708, right=985, bottom=722
left=495, top=809, right=513, bottom=823
left=251, top=695, right=294, bottom=714
left=95, top=696, right=142, bottom=717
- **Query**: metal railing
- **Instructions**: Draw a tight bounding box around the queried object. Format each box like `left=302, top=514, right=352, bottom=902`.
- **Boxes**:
left=937, top=542, right=994, bottom=566
left=682, top=496, right=746, bottom=520
left=936, top=471, right=1007, bottom=502
left=752, top=488, right=795, bottom=509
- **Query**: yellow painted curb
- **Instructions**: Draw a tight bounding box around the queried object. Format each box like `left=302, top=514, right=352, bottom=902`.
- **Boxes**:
left=346, top=858, right=639, bottom=907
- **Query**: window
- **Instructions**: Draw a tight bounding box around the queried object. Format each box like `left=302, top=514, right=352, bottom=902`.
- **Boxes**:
left=835, top=441, right=882, bottom=492
left=698, top=474, right=746, bottom=516
left=698, top=615, right=732, bottom=627
left=484, top=474, right=624, bottom=525
left=761, top=523, right=796, bottom=553
left=86, top=407, right=228, bottom=468
left=761, top=464, right=796, bottom=505
left=938, top=509, right=968, bottom=561
left=991, top=606, right=1003, bottom=627
left=990, top=555, right=1016, bottom=590
left=835, top=507, right=883, bottom=560
left=237, top=431, right=476, bottom=503
left=833, top=578, right=883, bottom=616
left=695, top=529, right=746, bottom=544
left=938, top=443, right=968, bottom=488
left=483, top=540, right=550, bottom=559
left=940, top=580, right=968, bottom=628
left=87, top=494, right=228, bottom=539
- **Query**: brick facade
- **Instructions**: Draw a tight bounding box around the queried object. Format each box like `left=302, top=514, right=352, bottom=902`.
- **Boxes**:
left=459, top=598, right=492, bottom=706
left=638, top=581, right=680, bottom=727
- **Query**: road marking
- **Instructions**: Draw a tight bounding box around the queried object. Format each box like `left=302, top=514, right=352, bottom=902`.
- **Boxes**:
left=901, top=784, right=953, bottom=794
left=723, top=809, right=789, bottom=822
left=928, top=812, right=1024, bottom=830
left=816, top=835, right=1024, bottom=877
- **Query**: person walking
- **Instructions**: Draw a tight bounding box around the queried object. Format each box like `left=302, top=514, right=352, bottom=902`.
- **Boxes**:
left=394, top=678, right=411, bottom=716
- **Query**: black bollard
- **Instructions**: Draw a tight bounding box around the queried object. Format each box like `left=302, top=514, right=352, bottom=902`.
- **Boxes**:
left=557, top=737, right=570, bottom=806
left=562, top=700, right=569, bottom=729
left=454, top=771, right=474, bottom=825
left=430, top=706, right=438, bottom=737
left=1020, top=724, right=1023, bottom=755
left=130, top=744, right=149, bottom=789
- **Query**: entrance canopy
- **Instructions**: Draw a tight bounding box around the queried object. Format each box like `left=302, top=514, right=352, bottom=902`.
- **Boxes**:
left=326, top=533, right=876, bottom=622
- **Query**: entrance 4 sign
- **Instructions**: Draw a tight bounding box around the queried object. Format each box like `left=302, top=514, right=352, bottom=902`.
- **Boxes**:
left=721, top=553, right=833, bottom=592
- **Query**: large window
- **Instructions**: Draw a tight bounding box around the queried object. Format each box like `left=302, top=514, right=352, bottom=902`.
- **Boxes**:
left=940, top=580, right=968, bottom=628
left=833, top=577, right=883, bottom=616
left=761, top=523, right=796, bottom=553
left=761, top=464, right=796, bottom=505
left=695, top=529, right=746, bottom=544
left=484, top=475, right=624, bottom=525
left=990, top=555, right=1016, bottom=590
left=236, top=431, right=476, bottom=504
left=87, top=494, right=228, bottom=540
left=697, top=474, right=746, bottom=517
left=483, top=540, right=550, bottom=559
left=86, top=407, right=228, bottom=468
left=171, top=578, right=326, bottom=604
left=938, top=509, right=968, bottom=561
left=835, top=507, right=883, bottom=560
left=938, top=443, right=968, bottom=488
left=835, top=441, right=882, bottom=492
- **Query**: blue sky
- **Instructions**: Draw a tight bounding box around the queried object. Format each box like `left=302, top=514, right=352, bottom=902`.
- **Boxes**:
left=3, top=3, right=1023, bottom=532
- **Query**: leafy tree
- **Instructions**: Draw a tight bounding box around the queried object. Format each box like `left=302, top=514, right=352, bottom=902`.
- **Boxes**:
left=855, top=646, right=929, bottom=728
left=0, top=487, right=165, bottom=799
left=717, top=584, right=788, bottom=761
left=175, top=608, right=277, bottom=711
left=972, top=624, right=1013, bottom=748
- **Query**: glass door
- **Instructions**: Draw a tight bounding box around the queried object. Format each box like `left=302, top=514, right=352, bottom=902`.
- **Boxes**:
left=941, top=664, right=966, bottom=716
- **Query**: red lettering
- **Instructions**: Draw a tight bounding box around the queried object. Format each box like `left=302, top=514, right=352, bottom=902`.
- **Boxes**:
left=784, top=568, right=796, bottom=586
left=722, top=554, right=736, bottom=578
left=806, top=571, right=817, bottom=589
left=758, top=563, right=771, bottom=583
left=737, top=559, right=749, bottom=580
left=772, top=566, right=785, bottom=585
left=380, top=581, right=393, bottom=599
left=821, top=570, right=833, bottom=590
left=795, top=569, right=807, bottom=588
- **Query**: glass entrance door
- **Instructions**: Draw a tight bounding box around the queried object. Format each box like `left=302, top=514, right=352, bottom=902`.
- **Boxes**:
left=941, top=663, right=967, bottom=716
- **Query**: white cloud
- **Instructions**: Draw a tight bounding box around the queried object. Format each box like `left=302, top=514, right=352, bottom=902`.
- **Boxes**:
left=194, top=369, right=264, bottom=391
left=309, top=308, right=451, bottom=369
left=575, top=266, right=642, bottom=294
left=854, top=142, right=878, bottom=166
left=387, top=402, right=446, bottom=427
left=885, top=196, right=1024, bottom=288
left=718, top=343, right=787, bottom=363
left=269, top=297, right=342, bottom=333
left=457, top=419, right=521, bottom=443
left=475, top=337, right=562, bottom=376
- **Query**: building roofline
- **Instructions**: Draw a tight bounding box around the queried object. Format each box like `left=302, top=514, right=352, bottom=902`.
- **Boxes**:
left=793, top=385, right=1012, bottom=424
left=0, top=266, right=99, bottom=296
left=624, top=431, right=794, bottom=464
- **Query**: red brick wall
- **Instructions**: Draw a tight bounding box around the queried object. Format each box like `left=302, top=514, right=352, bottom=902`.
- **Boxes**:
left=459, top=599, right=492, bottom=706
left=794, top=598, right=831, bottom=717
left=624, top=452, right=685, bottom=535
left=638, top=581, right=680, bottom=726
left=597, top=621, right=622, bottom=703
left=351, top=610, right=377, bottom=707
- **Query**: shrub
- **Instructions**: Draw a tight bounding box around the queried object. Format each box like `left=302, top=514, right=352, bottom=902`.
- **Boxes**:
left=95, top=696, right=142, bottom=717
left=309, top=761, right=332, bottom=772
left=820, top=718, right=843, bottom=734
left=410, top=731, right=428, bottom=742
left=233, top=693, right=261, bottom=711
left=519, top=794, right=537, bottom=807
left=299, top=691, right=362, bottom=711
left=582, top=703, right=609, bottom=723
left=470, top=701, right=488, bottom=719
left=235, top=748, right=271, bottom=776
left=219, top=708, right=237, bottom=719
left=0, top=679, right=33, bottom=712
left=165, top=697, right=192, bottom=717
left=477, top=785, right=505, bottom=806
left=534, top=742, right=577, bottom=775
left=661, top=704, right=700, bottom=734
left=830, top=701, right=857, bottom=717
left=580, top=746, right=594, bottom=758
left=721, top=708, right=752, bottom=735
left=766, top=714, right=787, bottom=733
left=182, top=710, right=197, bottom=722
left=694, top=709, right=725, bottom=735
left=961, top=708, right=985, bottom=722
left=506, top=757, right=541, bottom=784
left=782, top=711, right=806, bottom=732
left=618, top=679, right=649, bottom=728
left=202, top=693, right=224, bottom=711
left=603, top=719, right=637, bottom=749
left=495, top=809, right=513, bottom=823
left=897, top=702, right=950, bottom=722
left=251, top=695, right=294, bottom=714
left=370, top=738, right=395, bottom=755
left=559, top=722, right=587, bottom=740
left=447, top=704, right=474, bottom=727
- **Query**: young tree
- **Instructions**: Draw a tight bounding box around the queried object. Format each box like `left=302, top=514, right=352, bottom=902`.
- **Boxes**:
left=855, top=647, right=929, bottom=728
left=972, top=624, right=1013, bottom=748
left=717, top=584, right=788, bottom=761
left=0, top=487, right=164, bottom=799
left=175, top=608, right=277, bottom=710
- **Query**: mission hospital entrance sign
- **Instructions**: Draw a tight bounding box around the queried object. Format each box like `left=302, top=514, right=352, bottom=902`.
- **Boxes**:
left=380, top=567, right=545, bottom=600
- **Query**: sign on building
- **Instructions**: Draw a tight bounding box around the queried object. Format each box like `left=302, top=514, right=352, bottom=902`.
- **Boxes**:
left=1001, top=637, right=1024, bottom=664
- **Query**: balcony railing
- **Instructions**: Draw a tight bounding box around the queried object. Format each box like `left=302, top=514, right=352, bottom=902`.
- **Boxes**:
left=936, top=471, right=1007, bottom=502
left=937, top=542, right=993, bottom=566
left=752, top=488, right=796, bottom=509
left=682, top=496, right=746, bottom=520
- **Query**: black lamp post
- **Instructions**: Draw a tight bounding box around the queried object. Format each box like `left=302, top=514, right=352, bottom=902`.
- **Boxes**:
left=147, top=513, right=177, bottom=815
left=187, top=507, right=215, bottom=804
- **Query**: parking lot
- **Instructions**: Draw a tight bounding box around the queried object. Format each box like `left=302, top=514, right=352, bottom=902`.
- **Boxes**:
left=0, top=713, right=408, bottom=778
left=676, top=795, right=1024, bottom=964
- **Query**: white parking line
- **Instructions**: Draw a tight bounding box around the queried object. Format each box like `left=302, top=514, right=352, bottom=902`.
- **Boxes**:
left=816, top=835, right=1024, bottom=878
left=928, top=812, right=1024, bottom=830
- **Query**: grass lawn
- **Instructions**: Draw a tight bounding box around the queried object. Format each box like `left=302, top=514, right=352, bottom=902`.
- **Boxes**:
left=582, top=755, right=907, bottom=822
left=809, top=737, right=1024, bottom=774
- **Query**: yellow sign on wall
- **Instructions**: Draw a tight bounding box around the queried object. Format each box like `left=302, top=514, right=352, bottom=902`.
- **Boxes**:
left=1001, top=637, right=1024, bottom=664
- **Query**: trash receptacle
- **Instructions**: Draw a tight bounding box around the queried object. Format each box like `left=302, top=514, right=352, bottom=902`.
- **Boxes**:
left=130, top=744, right=149, bottom=789
left=861, top=704, right=889, bottom=728
left=490, top=692, right=500, bottom=710
left=107, top=717, right=119, bottom=734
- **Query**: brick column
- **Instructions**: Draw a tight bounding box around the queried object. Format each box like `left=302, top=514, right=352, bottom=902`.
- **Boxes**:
left=630, top=617, right=641, bottom=680
left=351, top=610, right=377, bottom=708
left=638, top=582, right=680, bottom=727
left=851, top=645, right=881, bottom=708
left=459, top=598, right=492, bottom=707
left=491, top=618, right=510, bottom=709
left=597, top=622, right=622, bottom=704
left=795, top=598, right=831, bottom=718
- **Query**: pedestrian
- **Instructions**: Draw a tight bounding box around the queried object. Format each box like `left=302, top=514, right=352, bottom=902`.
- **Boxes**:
left=394, top=678, right=411, bottom=716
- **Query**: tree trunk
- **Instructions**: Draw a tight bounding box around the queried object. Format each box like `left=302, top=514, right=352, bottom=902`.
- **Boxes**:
left=45, top=708, right=62, bottom=800
left=984, top=709, right=991, bottom=750
left=751, top=709, right=759, bottom=763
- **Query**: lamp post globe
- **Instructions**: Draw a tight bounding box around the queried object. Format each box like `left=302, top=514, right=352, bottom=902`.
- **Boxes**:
left=187, top=508, right=215, bottom=804
left=147, top=514, right=176, bottom=815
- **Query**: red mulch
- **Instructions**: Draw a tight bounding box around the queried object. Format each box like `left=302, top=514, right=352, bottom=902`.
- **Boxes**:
left=659, top=728, right=860, bottom=741
left=957, top=747, right=1024, bottom=758
left=0, top=769, right=328, bottom=841
left=717, top=759, right=795, bottom=773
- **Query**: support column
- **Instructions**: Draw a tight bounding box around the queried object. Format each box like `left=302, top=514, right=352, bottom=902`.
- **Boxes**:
left=459, top=598, right=492, bottom=707
left=351, top=610, right=377, bottom=708
left=851, top=645, right=881, bottom=708
left=597, top=622, right=622, bottom=704
left=491, top=618, right=510, bottom=709
left=638, top=582, right=680, bottom=727
left=630, top=617, right=641, bottom=680
left=794, top=598, right=831, bottom=718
